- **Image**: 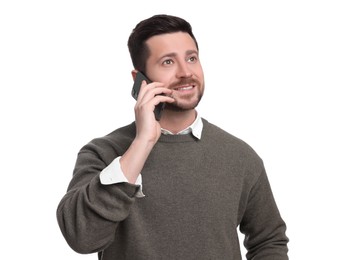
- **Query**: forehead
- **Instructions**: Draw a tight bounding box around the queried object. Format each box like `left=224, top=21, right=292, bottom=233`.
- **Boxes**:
left=146, top=32, right=197, bottom=57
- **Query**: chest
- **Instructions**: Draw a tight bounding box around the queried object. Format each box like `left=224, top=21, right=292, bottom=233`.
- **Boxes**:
left=138, top=142, right=246, bottom=224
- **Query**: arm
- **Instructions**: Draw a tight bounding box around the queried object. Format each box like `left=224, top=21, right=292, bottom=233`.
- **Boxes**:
left=120, top=78, right=174, bottom=183
left=57, top=79, right=174, bottom=254
left=239, top=169, right=289, bottom=260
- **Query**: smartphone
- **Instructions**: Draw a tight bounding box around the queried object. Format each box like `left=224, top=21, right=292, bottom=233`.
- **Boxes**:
left=131, top=71, right=165, bottom=121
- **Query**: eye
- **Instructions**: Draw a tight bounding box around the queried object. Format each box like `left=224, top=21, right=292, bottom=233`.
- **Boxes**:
left=162, top=59, right=173, bottom=65
left=187, top=56, right=198, bottom=63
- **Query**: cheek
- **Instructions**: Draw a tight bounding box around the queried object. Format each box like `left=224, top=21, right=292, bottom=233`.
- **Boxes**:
left=194, top=65, right=204, bottom=80
left=196, top=71, right=204, bottom=87
left=153, top=71, right=174, bottom=85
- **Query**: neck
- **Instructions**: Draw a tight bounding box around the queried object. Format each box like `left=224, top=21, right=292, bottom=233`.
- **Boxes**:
left=159, top=109, right=197, bottom=134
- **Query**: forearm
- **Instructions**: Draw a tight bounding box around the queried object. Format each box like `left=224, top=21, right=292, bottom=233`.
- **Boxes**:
left=120, top=78, right=174, bottom=183
left=120, top=137, right=155, bottom=184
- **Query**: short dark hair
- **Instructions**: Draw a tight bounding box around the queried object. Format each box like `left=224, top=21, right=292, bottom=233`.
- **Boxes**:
left=127, top=14, right=198, bottom=73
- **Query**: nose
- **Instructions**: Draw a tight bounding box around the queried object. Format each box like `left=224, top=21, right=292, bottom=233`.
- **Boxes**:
left=176, top=60, right=193, bottom=78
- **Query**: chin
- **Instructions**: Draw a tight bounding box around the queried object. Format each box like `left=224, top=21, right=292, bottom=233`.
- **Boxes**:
left=165, top=96, right=202, bottom=111
left=165, top=104, right=195, bottom=112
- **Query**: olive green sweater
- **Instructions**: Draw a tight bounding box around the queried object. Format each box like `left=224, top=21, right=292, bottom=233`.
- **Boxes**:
left=57, top=119, right=288, bottom=259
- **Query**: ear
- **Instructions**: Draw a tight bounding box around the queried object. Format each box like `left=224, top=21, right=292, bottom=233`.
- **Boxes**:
left=131, top=70, right=138, bottom=81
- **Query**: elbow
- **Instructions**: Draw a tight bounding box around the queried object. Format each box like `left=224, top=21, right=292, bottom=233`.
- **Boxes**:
left=56, top=203, right=97, bottom=254
left=244, top=221, right=289, bottom=259
left=66, top=239, right=101, bottom=255
left=56, top=203, right=111, bottom=254
left=246, top=232, right=289, bottom=259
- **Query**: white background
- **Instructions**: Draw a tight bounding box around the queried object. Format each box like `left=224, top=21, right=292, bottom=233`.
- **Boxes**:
left=1, top=0, right=356, bottom=259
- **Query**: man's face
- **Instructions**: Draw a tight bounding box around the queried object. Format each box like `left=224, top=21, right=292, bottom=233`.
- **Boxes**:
left=145, top=32, right=205, bottom=111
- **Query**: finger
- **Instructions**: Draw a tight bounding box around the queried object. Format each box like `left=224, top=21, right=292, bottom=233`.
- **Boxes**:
left=139, top=86, right=172, bottom=104
left=153, top=95, right=175, bottom=106
left=136, top=81, right=164, bottom=101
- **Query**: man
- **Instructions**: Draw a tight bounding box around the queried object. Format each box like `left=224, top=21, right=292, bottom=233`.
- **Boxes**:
left=57, top=14, right=289, bottom=259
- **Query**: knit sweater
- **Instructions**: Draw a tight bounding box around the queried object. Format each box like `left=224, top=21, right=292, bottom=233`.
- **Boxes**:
left=57, top=119, right=289, bottom=260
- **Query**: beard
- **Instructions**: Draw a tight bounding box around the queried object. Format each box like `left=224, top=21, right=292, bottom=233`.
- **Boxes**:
left=164, top=94, right=203, bottom=111
left=164, top=78, right=204, bottom=112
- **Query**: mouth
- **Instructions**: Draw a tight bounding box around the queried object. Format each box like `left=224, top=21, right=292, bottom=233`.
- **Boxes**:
left=173, top=84, right=195, bottom=91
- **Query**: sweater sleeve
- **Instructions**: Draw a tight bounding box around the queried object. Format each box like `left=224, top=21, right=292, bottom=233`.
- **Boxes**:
left=239, top=168, right=289, bottom=260
left=56, top=145, right=141, bottom=254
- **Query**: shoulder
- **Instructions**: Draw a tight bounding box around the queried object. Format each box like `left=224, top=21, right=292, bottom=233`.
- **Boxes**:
left=201, top=118, right=264, bottom=169
left=202, top=118, right=257, bottom=152
left=78, top=122, right=136, bottom=160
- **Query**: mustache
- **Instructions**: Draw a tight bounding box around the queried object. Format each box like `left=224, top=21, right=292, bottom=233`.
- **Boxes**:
left=168, top=78, right=200, bottom=89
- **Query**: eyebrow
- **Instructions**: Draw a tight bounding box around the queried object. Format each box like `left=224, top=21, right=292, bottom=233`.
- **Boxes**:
left=159, top=50, right=198, bottom=60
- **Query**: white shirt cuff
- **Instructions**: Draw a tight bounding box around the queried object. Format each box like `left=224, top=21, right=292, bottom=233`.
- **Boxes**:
left=99, top=157, right=144, bottom=198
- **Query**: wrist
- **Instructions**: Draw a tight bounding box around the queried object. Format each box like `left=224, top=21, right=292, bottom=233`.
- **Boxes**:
left=135, top=126, right=161, bottom=145
left=132, top=136, right=157, bottom=153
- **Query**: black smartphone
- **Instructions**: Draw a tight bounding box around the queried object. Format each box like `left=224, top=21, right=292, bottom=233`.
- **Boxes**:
left=131, top=71, right=165, bottom=121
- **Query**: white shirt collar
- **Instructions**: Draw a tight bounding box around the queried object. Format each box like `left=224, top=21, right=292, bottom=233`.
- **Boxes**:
left=161, top=113, right=203, bottom=139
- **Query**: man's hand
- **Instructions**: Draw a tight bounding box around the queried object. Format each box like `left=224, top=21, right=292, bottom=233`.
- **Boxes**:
left=119, top=80, right=174, bottom=184
left=134, top=80, right=174, bottom=144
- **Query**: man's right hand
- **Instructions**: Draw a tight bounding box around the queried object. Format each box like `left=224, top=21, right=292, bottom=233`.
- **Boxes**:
left=119, top=80, right=174, bottom=184
left=134, top=80, right=174, bottom=144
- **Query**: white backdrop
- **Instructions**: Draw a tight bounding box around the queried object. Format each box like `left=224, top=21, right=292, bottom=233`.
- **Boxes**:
left=1, top=0, right=356, bottom=259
